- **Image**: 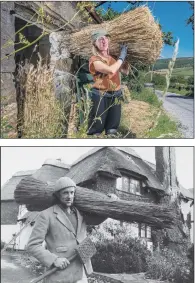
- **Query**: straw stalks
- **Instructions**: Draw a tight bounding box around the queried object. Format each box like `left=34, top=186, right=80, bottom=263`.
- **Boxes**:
left=69, top=6, right=163, bottom=64
left=16, top=56, right=68, bottom=138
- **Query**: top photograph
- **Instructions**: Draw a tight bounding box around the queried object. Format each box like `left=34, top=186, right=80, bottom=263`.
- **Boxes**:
left=1, top=1, right=194, bottom=139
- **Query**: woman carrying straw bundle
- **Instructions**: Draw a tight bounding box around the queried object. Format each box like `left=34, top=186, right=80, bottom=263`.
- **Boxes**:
left=88, top=29, right=130, bottom=136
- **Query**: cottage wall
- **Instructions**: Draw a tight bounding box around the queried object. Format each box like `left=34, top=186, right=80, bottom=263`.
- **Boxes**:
left=1, top=201, right=20, bottom=225
left=1, top=2, right=16, bottom=101
left=1, top=2, right=17, bottom=137
left=15, top=223, right=33, bottom=250
left=1, top=201, right=20, bottom=247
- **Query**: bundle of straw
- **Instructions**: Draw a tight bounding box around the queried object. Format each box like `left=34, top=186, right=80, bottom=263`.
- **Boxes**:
left=69, top=6, right=163, bottom=64
left=15, top=176, right=177, bottom=229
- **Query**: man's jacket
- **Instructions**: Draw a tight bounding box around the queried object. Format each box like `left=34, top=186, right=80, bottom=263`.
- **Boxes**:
left=27, top=205, right=95, bottom=283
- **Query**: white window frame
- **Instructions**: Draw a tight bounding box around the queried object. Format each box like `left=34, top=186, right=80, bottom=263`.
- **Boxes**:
left=139, top=223, right=152, bottom=239
left=116, top=176, right=142, bottom=195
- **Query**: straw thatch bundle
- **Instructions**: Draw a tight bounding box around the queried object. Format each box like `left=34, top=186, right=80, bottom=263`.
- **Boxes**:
left=69, top=6, right=163, bottom=64
left=14, top=176, right=177, bottom=229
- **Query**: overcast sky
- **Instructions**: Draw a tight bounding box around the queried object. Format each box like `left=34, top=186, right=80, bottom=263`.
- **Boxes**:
left=1, top=147, right=193, bottom=189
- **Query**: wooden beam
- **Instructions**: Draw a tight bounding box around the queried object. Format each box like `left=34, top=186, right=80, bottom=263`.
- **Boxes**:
left=15, top=2, right=76, bottom=32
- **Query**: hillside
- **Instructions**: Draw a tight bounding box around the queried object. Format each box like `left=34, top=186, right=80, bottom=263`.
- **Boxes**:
left=154, top=57, right=194, bottom=70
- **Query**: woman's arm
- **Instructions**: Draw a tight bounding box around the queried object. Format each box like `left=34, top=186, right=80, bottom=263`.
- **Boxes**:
left=93, top=44, right=128, bottom=76
left=93, top=59, right=123, bottom=76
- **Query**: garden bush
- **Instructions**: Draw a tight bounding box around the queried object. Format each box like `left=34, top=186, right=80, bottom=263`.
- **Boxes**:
left=90, top=220, right=151, bottom=273
left=151, top=73, right=166, bottom=86
left=146, top=247, right=192, bottom=283
left=187, top=244, right=194, bottom=283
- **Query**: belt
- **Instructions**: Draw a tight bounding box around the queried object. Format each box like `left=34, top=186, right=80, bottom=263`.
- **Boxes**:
left=92, top=88, right=122, bottom=95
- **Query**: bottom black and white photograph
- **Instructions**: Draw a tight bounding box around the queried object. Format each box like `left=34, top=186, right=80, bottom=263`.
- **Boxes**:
left=1, top=146, right=194, bottom=283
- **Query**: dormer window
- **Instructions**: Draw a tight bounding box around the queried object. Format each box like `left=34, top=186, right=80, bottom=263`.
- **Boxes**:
left=116, top=176, right=141, bottom=195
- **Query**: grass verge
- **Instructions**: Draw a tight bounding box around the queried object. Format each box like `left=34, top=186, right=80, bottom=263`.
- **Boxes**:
left=119, top=88, right=182, bottom=138
left=146, top=112, right=182, bottom=138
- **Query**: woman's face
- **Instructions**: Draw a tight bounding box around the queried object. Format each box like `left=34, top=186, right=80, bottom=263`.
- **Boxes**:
left=95, top=36, right=109, bottom=51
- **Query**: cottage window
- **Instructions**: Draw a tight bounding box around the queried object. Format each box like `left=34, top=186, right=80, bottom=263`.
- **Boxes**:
left=116, top=176, right=141, bottom=195
left=139, top=223, right=151, bottom=239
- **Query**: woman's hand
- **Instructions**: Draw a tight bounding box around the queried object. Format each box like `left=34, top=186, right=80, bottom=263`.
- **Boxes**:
left=119, top=44, right=128, bottom=62
left=53, top=257, right=70, bottom=269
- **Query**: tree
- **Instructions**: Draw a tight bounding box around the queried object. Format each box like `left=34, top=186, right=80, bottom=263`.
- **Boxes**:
left=186, top=1, right=194, bottom=30
left=162, top=31, right=176, bottom=47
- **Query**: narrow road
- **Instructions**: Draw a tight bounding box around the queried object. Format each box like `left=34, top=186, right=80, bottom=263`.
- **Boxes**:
left=155, top=90, right=194, bottom=138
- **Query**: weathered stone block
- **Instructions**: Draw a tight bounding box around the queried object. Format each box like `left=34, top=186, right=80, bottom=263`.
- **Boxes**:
left=1, top=73, right=16, bottom=104
left=45, top=2, right=83, bottom=29
left=1, top=3, right=15, bottom=72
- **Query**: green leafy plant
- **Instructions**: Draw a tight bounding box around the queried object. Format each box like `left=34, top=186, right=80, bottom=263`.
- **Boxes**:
left=91, top=220, right=151, bottom=273
left=146, top=248, right=192, bottom=283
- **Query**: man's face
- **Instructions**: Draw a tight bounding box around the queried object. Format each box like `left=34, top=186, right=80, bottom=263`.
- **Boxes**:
left=58, top=187, right=75, bottom=207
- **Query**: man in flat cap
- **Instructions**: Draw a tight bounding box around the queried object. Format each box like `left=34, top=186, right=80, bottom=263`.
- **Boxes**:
left=27, top=177, right=105, bottom=283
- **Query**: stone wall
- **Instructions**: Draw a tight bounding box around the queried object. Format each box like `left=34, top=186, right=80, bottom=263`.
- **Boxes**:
left=1, top=2, right=16, bottom=102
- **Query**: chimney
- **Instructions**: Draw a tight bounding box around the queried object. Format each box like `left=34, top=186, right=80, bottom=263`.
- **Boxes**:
left=155, top=147, right=178, bottom=201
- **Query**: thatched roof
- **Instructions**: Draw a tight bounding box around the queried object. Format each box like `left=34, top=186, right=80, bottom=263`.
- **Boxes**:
left=1, top=170, right=36, bottom=201
left=1, top=159, right=70, bottom=201
left=32, top=159, right=70, bottom=183
left=72, top=147, right=141, bottom=166
left=67, top=147, right=164, bottom=191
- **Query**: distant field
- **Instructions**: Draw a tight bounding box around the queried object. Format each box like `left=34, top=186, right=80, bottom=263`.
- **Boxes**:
left=154, top=57, right=193, bottom=70
left=154, top=67, right=193, bottom=77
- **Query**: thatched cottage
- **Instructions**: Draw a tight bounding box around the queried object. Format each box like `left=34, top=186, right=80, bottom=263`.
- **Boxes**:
left=1, top=1, right=101, bottom=137
left=1, top=147, right=194, bottom=250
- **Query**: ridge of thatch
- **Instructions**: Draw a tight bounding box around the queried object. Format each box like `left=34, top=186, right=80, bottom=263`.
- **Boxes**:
left=43, top=159, right=70, bottom=169
left=66, top=147, right=164, bottom=191
left=72, top=147, right=141, bottom=166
